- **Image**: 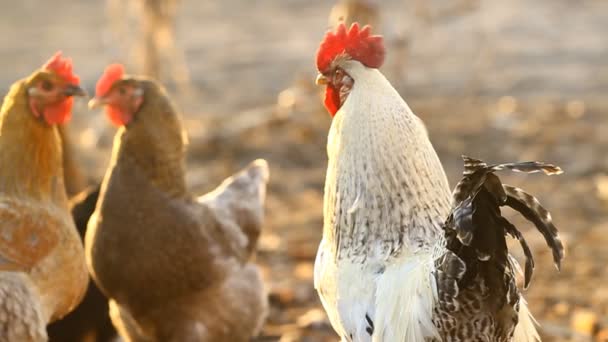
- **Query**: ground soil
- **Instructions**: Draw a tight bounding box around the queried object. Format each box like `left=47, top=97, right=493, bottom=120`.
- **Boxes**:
left=1, top=0, right=606, bottom=341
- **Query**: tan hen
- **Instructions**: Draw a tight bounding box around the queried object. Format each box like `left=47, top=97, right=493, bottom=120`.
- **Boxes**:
left=0, top=52, right=88, bottom=342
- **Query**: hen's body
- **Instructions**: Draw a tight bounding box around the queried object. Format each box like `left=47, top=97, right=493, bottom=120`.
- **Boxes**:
left=0, top=79, right=88, bottom=341
left=86, top=79, right=268, bottom=342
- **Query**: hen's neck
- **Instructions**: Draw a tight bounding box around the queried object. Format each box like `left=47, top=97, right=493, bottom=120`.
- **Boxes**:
left=323, top=67, right=452, bottom=261
left=0, top=80, right=67, bottom=203
left=111, top=84, right=188, bottom=198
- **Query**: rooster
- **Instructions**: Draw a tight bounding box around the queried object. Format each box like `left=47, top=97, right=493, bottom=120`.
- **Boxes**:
left=0, top=52, right=88, bottom=342
left=85, top=64, right=269, bottom=342
left=313, top=23, right=564, bottom=341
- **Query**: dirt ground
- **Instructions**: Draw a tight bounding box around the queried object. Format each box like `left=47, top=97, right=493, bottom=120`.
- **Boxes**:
left=1, top=0, right=607, bottom=341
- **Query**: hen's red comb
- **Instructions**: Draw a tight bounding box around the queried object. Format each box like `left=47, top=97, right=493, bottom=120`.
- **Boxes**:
left=43, top=51, right=80, bottom=85
left=96, top=64, right=125, bottom=98
left=316, top=22, right=385, bottom=73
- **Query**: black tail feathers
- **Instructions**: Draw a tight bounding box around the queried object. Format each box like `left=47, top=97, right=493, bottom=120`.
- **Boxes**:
left=444, top=156, right=564, bottom=289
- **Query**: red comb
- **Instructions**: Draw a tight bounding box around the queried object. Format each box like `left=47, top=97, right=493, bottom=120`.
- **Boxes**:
left=96, top=64, right=125, bottom=98
left=43, top=51, right=80, bottom=84
left=316, top=22, right=385, bottom=73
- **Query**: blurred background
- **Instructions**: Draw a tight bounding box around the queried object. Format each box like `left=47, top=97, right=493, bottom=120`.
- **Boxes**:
left=2, top=0, right=607, bottom=341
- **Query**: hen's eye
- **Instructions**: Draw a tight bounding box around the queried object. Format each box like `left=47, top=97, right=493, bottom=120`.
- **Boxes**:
left=119, top=87, right=126, bottom=96
left=41, top=80, right=53, bottom=91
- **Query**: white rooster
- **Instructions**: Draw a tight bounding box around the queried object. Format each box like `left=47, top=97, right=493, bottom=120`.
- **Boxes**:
left=313, top=23, right=564, bottom=342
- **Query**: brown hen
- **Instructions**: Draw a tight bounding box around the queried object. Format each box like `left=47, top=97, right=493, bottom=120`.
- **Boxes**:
left=85, top=65, right=269, bottom=342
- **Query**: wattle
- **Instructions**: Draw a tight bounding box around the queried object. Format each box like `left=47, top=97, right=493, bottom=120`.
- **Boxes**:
left=324, top=85, right=341, bottom=117
left=43, top=97, right=73, bottom=125
left=106, top=105, right=133, bottom=127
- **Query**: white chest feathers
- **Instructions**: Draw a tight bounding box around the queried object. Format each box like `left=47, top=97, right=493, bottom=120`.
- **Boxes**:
left=315, top=238, right=440, bottom=342
left=322, top=64, right=452, bottom=260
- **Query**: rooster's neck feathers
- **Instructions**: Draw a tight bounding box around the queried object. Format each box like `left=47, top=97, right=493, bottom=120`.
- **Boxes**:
left=111, top=80, right=188, bottom=198
left=0, top=79, right=66, bottom=202
left=324, top=64, right=451, bottom=260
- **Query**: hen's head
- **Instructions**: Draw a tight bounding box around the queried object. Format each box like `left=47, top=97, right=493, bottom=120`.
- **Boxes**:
left=25, top=52, right=85, bottom=125
left=315, top=22, right=385, bottom=116
left=89, top=64, right=145, bottom=127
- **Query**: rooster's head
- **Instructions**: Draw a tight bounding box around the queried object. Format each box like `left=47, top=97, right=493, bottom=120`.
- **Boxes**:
left=315, top=22, right=385, bottom=116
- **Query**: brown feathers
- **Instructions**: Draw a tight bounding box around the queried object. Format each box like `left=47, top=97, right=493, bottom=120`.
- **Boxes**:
left=86, top=78, right=269, bottom=341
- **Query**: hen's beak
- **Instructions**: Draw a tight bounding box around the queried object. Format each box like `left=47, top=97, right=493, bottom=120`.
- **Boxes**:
left=64, top=84, right=87, bottom=97
left=315, top=74, right=328, bottom=86
left=88, top=97, right=104, bottom=110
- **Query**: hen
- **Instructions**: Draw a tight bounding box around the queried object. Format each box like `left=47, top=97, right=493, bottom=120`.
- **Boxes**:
left=85, top=64, right=269, bottom=342
left=0, top=52, right=88, bottom=342
left=313, top=23, right=564, bottom=341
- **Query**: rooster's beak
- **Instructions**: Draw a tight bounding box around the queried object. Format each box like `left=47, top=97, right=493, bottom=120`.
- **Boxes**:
left=64, top=84, right=87, bottom=97
left=88, top=97, right=104, bottom=110
left=315, top=74, right=328, bottom=86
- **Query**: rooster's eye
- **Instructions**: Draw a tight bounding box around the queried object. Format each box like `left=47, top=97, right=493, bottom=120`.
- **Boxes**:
left=41, top=80, right=53, bottom=91
left=119, top=87, right=126, bottom=96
